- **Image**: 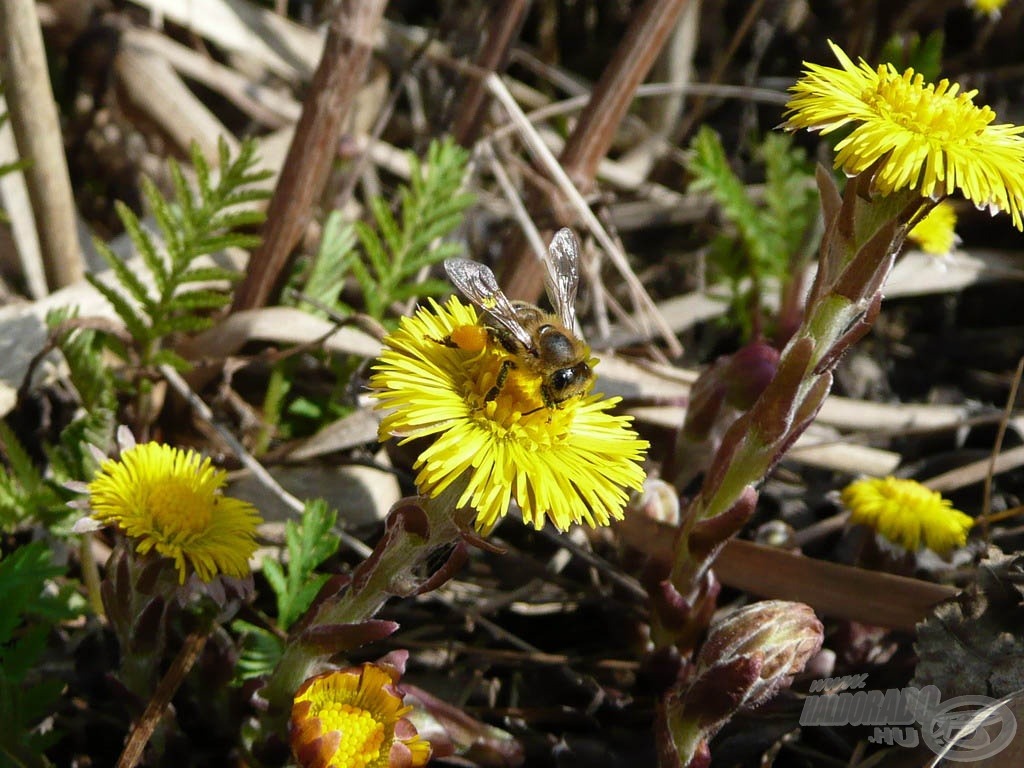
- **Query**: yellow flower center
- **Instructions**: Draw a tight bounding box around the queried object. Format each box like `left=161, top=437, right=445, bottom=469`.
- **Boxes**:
left=866, top=69, right=993, bottom=144
left=317, top=704, right=385, bottom=768
left=146, top=478, right=212, bottom=537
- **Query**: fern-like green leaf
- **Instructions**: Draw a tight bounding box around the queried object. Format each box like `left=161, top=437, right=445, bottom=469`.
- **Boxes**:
left=91, top=238, right=156, bottom=316
left=232, top=619, right=284, bottom=682
left=46, top=407, right=113, bottom=491
left=87, top=138, right=269, bottom=373
left=46, top=308, right=116, bottom=413
left=337, top=136, right=473, bottom=323
left=300, top=211, right=357, bottom=317
left=149, top=313, right=216, bottom=338
left=0, top=542, right=84, bottom=761
left=116, top=198, right=168, bottom=296
left=149, top=348, right=192, bottom=371
left=85, top=273, right=150, bottom=343
left=263, top=500, right=340, bottom=631
left=760, top=133, right=818, bottom=275
left=175, top=266, right=243, bottom=285
left=688, top=126, right=775, bottom=270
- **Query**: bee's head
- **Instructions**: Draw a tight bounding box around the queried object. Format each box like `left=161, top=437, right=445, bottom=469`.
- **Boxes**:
left=543, top=361, right=592, bottom=406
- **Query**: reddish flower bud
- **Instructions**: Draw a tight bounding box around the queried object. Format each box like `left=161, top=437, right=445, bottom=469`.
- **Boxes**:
left=290, top=663, right=431, bottom=768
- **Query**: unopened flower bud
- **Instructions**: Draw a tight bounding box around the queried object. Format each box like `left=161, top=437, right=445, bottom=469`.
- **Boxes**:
left=723, top=342, right=780, bottom=411
left=290, top=662, right=431, bottom=768
left=632, top=478, right=681, bottom=526
left=665, top=601, right=822, bottom=767
left=694, top=600, right=823, bottom=709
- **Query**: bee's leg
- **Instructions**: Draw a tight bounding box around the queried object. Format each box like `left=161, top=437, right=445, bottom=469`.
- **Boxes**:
left=431, top=324, right=490, bottom=352
left=517, top=385, right=554, bottom=417
left=485, top=359, right=515, bottom=402
left=430, top=335, right=459, bottom=348
left=540, top=384, right=556, bottom=410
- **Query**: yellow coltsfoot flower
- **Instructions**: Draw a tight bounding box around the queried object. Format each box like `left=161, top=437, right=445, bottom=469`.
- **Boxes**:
left=968, top=0, right=1008, bottom=19
left=83, top=441, right=262, bottom=583
left=908, top=200, right=960, bottom=256
left=840, top=476, right=974, bottom=556
left=370, top=297, right=648, bottom=533
left=290, top=664, right=431, bottom=768
left=784, top=40, right=1024, bottom=230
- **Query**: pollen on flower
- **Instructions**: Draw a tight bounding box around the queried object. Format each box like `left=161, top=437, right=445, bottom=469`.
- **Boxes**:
left=840, top=476, right=974, bottom=556
left=783, top=40, right=1024, bottom=230
left=290, top=665, right=430, bottom=768
left=85, top=442, right=262, bottom=583
left=370, top=297, right=648, bottom=533
left=448, top=323, right=489, bottom=353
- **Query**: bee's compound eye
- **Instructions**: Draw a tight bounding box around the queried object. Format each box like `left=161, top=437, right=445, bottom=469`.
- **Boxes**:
left=550, top=367, right=576, bottom=392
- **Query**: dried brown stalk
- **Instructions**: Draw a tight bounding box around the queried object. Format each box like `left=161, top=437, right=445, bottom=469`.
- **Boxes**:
left=231, top=0, right=388, bottom=312
left=116, top=631, right=209, bottom=768
left=451, top=0, right=529, bottom=145
left=500, top=0, right=693, bottom=303
left=115, top=43, right=238, bottom=161
left=0, top=0, right=85, bottom=290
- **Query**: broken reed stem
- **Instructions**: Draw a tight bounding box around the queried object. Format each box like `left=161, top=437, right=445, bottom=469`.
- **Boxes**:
left=451, top=0, right=529, bottom=145
left=0, top=0, right=85, bottom=291
left=485, top=73, right=683, bottom=356
left=231, top=0, right=387, bottom=312
left=499, top=0, right=693, bottom=304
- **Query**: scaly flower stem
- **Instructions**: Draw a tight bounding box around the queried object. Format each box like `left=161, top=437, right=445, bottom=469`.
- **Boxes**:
left=261, top=480, right=471, bottom=723
left=668, top=181, right=924, bottom=612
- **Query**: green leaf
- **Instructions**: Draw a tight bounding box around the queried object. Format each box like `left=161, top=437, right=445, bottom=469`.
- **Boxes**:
left=91, top=238, right=155, bottom=316
left=175, top=266, right=242, bottom=285
left=166, top=289, right=232, bottom=311
left=0, top=542, right=68, bottom=649
left=331, top=136, right=473, bottom=322
left=0, top=542, right=84, bottom=764
left=264, top=499, right=341, bottom=630
left=299, top=211, right=356, bottom=317
left=150, top=349, right=192, bottom=371
left=149, top=313, right=215, bottom=337
left=86, top=138, right=270, bottom=371
left=232, top=619, right=284, bottom=682
left=48, top=309, right=117, bottom=412
left=85, top=275, right=150, bottom=342
left=687, top=126, right=817, bottom=338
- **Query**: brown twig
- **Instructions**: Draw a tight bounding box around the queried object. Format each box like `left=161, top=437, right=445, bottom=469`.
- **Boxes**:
left=500, top=0, right=693, bottom=304
left=231, top=0, right=388, bottom=312
left=0, top=0, right=85, bottom=291
left=451, top=0, right=529, bottom=146
left=981, top=354, right=1024, bottom=540
left=116, top=631, right=209, bottom=768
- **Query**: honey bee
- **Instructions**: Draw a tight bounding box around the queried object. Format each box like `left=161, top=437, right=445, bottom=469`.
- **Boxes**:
left=444, top=228, right=594, bottom=409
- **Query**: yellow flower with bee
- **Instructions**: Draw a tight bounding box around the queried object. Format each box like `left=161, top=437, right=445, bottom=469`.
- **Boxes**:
left=371, top=230, right=647, bottom=533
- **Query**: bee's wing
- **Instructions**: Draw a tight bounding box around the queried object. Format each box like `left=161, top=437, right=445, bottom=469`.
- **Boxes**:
left=544, top=228, right=580, bottom=330
left=444, top=258, right=533, bottom=348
